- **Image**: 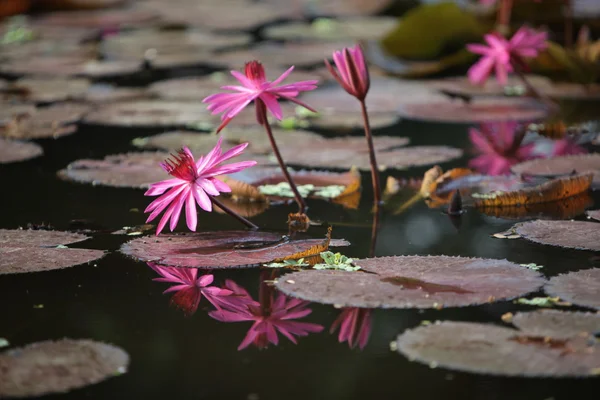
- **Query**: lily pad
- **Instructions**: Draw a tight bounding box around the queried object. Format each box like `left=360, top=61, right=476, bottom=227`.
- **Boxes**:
left=0, top=55, right=141, bottom=78
left=306, top=112, right=400, bottom=131
left=263, top=17, right=397, bottom=42
left=281, top=144, right=461, bottom=171
left=274, top=256, right=545, bottom=309
left=303, top=0, right=394, bottom=17
left=427, top=75, right=554, bottom=98
left=0, top=339, right=129, bottom=398
left=35, top=9, right=158, bottom=29
left=545, top=268, right=600, bottom=310
left=84, top=84, right=148, bottom=103
left=0, top=138, right=43, bottom=163
left=3, top=77, right=91, bottom=103
left=395, top=321, right=600, bottom=377
left=84, top=101, right=215, bottom=127
left=120, top=231, right=350, bottom=269
left=587, top=209, right=600, bottom=221
left=0, top=103, right=90, bottom=139
left=513, top=220, right=600, bottom=252
left=0, top=229, right=105, bottom=274
left=397, top=97, right=551, bottom=123
left=511, top=154, right=600, bottom=187
left=511, top=310, right=600, bottom=339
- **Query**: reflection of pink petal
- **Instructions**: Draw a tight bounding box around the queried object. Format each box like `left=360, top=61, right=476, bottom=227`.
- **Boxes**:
left=330, top=308, right=373, bottom=350
left=551, top=139, right=587, bottom=157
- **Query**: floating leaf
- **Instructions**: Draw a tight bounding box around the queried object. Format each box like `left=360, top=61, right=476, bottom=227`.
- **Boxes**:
left=120, top=230, right=349, bottom=269
left=0, top=338, right=8, bottom=348
left=511, top=154, right=600, bottom=187
left=35, top=8, right=157, bottom=29
left=395, top=321, right=600, bottom=377
left=545, top=268, right=600, bottom=310
left=0, top=55, right=141, bottom=78
left=0, top=339, right=129, bottom=398
left=0, top=138, right=43, bottom=164
left=217, top=175, right=267, bottom=203
left=511, top=310, right=600, bottom=339
left=274, top=227, right=335, bottom=266
left=473, top=173, right=593, bottom=207
left=303, top=0, right=395, bottom=17
left=213, top=197, right=270, bottom=219
left=275, top=256, right=545, bottom=309
left=84, top=84, right=148, bottom=104
left=397, top=97, right=551, bottom=123
left=513, top=220, right=600, bottom=252
left=313, top=251, right=360, bottom=272
left=477, top=192, right=594, bottom=220
left=3, top=77, right=90, bottom=103
left=587, top=209, right=600, bottom=221
left=427, top=75, right=554, bottom=99
left=0, top=229, right=105, bottom=274
left=306, top=112, right=400, bottom=131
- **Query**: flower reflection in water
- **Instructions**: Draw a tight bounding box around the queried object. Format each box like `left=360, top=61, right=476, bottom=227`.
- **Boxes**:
left=330, top=308, right=372, bottom=350
left=148, top=263, right=254, bottom=317
left=209, top=278, right=323, bottom=350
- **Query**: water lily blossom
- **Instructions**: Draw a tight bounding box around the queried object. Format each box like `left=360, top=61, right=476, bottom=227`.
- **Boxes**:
left=330, top=308, right=372, bottom=350
left=467, top=26, right=548, bottom=85
left=203, top=61, right=318, bottom=133
left=144, top=138, right=257, bottom=235
left=324, top=44, right=370, bottom=101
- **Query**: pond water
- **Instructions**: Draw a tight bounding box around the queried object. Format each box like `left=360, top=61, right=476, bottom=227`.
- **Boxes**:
left=1, top=3, right=600, bottom=399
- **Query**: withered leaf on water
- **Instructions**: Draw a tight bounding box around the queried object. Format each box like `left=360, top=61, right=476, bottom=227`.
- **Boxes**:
left=0, top=339, right=129, bottom=398
left=545, top=268, right=600, bottom=310
left=513, top=220, right=600, bottom=252
left=397, top=97, right=550, bottom=123
left=395, top=321, right=600, bottom=377
left=512, top=154, right=600, bottom=187
left=275, top=256, right=545, bottom=309
left=0, top=138, right=43, bottom=164
left=0, top=229, right=105, bottom=274
left=120, top=231, right=349, bottom=269
left=273, top=227, right=334, bottom=265
left=511, top=310, right=600, bottom=339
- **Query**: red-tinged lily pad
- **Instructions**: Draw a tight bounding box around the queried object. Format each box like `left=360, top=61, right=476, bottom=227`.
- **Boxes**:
left=0, top=56, right=141, bottom=78
left=397, top=97, right=551, bottom=123
left=101, top=29, right=252, bottom=61
left=263, top=16, right=397, bottom=42
left=35, top=9, right=158, bottom=29
left=282, top=144, right=461, bottom=171
left=0, top=339, right=129, bottom=398
left=511, top=310, right=600, bottom=339
left=58, top=151, right=270, bottom=189
left=83, top=101, right=215, bottom=127
left=120, top=231, right=350, bottom=269
left=513, top=220, right=600, bottom=252
left=2, top=77, right=91, bottom=103
left=274, top=256, right=545, bottom=309
left=0, top=138, right=43, bottom=164
left=0, top=229, right=105, bottom=274
left=395, top=321, right=600, bottom=377
left=212, top=41, right=354, bottom=69
left=587, top=210, right=600, bottom=221
left=545, top=268, right=600, bottom=310
left=511, top=154, right=600, bottom=187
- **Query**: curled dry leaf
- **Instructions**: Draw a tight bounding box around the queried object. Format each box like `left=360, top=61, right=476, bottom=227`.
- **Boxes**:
left=545, top=268, right=600, bottom=310
left=275, top=256, right=545, bottom=309
left=478, top=192, right=593, bottom=220
left=511, top=310, right=600, bottom=339
left=0, top=138, right=43, bottom=164
left=473, top=173, right=593, bottom=208
left=513, top=220, right=600, bottom=252
left=120, top=230, right=349, bottom=269
left=213, top=197, right=270, bottom=218
left=0, top=339, right=129, bottom=398
left=274, top=227, right=333, bottom=265
left=287, top=213, right=311, bottom=233
left=216, top=175, right=267, bottom=203
left=0, top=229, right=104, bottom=274
left=512, top=154, right=600, bottom=187
left=396, top=321, right=600, bottom=377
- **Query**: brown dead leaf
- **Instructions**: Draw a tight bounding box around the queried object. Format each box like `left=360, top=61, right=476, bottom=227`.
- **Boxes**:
left=274, top=227, right=333, bottom=265
left=419, top=165, right=443, bottom=198
left=423, top=167, right=474, bottom=207
left=288, top=213, right=310, bottom=233
left=331, top=167, right=362, bottom=209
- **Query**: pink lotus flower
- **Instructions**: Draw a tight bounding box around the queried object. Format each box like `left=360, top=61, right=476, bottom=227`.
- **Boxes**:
left=144, top=138, right=256, bottom=235
left=469, top=122, right=539, bottom=175
left=551, top=138, right=587, bottom=157
left=330, top=308, right=372, bottom=350
left=209, top=281, right=323, bottom=350
left=467, top=26, right=548, bottom=85
left=325, top=44, right=370, bottom=100
left=202, top=61, right=318, bottom=133
left=148, top=263, right=236, bottom=317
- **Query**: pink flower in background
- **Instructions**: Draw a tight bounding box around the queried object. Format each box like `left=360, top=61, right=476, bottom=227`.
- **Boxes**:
left=203, top=61, right=318, bottom=132
left=209, top=281, right=323, bottom=350
left=148, top=263, right=234, bottom=317
left=144, top=138, right=256, bottom=235
left=469, top=122, right=538, bottom=175
left=551, top=138, right=588, bottom=157
left=330, top=308, right=372, bottom=350
left=325, top=44, right=370, bottom=100
left=467, top=26, right=547, bottom=85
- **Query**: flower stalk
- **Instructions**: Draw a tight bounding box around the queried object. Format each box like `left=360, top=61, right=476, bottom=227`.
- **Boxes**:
left=210, top=195, right=259, bottom=230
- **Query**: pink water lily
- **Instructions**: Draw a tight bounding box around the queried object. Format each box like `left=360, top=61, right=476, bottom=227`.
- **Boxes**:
left=203, top=61, right=318, bottom=133
left=209, top=280, right=323, bottom=350
left=325, top=44, right=370, bottom=101
left=144, top=138, right=256, bottom=235
left=469, top=122, right=539, bottom=175
left=148, top=263, right=235, bottom=317
left=330, top=308, right=372, bottom=350
left=467, top=26, right=548, bottom=85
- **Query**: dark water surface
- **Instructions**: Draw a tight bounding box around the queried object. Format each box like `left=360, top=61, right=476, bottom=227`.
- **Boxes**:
left=2, top=108, right=599, bottom=399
